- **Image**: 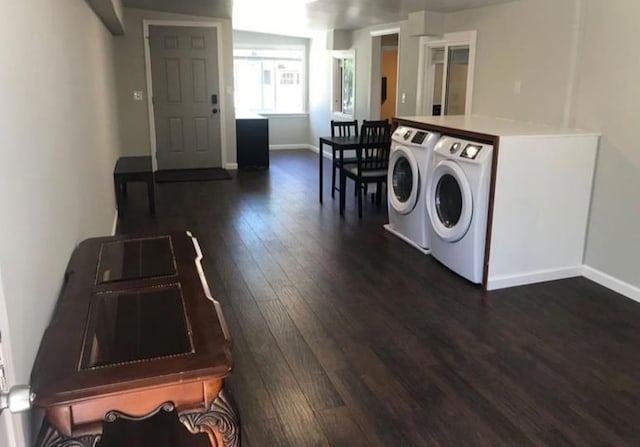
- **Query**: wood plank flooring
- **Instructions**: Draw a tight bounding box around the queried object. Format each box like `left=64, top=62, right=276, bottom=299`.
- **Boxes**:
left=109, top=150, right=640, bottom=446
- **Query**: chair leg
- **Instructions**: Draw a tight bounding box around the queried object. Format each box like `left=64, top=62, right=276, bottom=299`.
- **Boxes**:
left=376, top=181, right=382, bottom=206
left=357, top=179, right=363, bottom=218
left=331, top=160, right=336, bottom=199
left=340, top=171, right=346, bottom=216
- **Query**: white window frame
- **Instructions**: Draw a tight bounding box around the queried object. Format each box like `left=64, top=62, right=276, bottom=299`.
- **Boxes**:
left=233, top=43, right=308, bottom=115
left=331, top=49, right=356, bottom=120
left=416, top=30, right=477, bottom=116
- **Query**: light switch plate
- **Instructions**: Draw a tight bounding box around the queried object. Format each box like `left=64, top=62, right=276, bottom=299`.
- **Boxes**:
left=133, top=91, right=144, bottom=101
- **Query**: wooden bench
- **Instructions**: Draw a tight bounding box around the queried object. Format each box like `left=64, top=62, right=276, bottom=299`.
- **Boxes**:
left=31, top=231, right=238, bottom=447
left=113, top=156, right=155, bottom=215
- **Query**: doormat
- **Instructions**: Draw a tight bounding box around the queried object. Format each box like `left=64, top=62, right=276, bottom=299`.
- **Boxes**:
left=155, top=168, right=232, bottom=183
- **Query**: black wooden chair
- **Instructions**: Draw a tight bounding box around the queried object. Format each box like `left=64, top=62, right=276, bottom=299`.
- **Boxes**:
left=330, top=120, right=358, bottom=199
left=340, top=120, right=391, bottom=218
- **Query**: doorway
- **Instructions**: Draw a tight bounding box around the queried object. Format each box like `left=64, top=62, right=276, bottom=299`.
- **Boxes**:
left=144, top=22, right=227, bottom=171
left=417, top=31, right=476, bottom=116
left=369, top=28, right=400, bottom=121
left=380, top=34, right=399, bottom=122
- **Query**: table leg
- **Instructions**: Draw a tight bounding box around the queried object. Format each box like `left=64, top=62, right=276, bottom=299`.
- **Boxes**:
left=178, top=388, right=240, bottom=447
left=319, top=139, right=323, bottom=203
left=35, top=420, right=101, bottom=447
left=113, top=176, right=124, bottom=215
left=147, top=176, right=156, bottom=215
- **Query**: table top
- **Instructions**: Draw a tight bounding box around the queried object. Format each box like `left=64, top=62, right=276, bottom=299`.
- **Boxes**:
left=319, top=135, right=361, bottom=147
left=114, top=156, right=152, bottom=174
left=30, top=231, right=232, bottom=407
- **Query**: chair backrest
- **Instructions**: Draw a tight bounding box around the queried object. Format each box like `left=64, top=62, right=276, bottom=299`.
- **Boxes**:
left=358, top=120, right=391, bottom=172
left=331, top=120, right=359, bottom=138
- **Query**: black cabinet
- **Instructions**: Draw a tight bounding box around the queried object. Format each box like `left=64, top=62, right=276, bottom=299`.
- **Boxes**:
left=236, top=115, right=269, bottom=169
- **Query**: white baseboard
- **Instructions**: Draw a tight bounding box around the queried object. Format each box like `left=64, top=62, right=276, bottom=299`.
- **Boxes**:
left=111, top=210, right=118, bottom=236
left=582, top=265, right=640, bottom=304
left=307, top=144, right=332, bottom=160
left=486, top=266, right=583, bottom=291
left=269, top=144, right=309, bottom=150
left=225, top=163, right=238, bottom=170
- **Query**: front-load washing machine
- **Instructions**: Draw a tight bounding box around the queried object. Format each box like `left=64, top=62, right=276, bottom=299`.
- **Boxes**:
left=384, top=126, right=440, bottom=252
left=425, top=136, right=494, bottom=283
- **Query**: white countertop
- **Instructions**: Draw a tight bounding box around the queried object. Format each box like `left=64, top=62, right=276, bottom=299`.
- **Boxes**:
left=396, top=115, right=600, bottom=138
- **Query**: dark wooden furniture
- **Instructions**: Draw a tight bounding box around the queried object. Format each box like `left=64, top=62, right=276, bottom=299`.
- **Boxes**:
left=340, top=120, right=391, bottom=218
left=113, top=156, right=155, bottom=215
left=330, top=120, right=358, bottom=199
left=30, top=231, right=238, bottom=447
left=236, top=114, right=269, bottom=169
left=318, top=135, right=361, bottom=203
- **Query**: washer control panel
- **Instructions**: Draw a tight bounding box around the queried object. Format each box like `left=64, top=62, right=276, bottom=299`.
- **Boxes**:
left=434, top=135, right=493, bottom=163
left=392, top=126, right=440, bottom=148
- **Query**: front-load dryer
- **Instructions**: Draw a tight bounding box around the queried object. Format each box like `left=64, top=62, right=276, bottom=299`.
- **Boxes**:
left=384, top=126, right=440, bottom=252
left=425, top=136, right=494, bottom=283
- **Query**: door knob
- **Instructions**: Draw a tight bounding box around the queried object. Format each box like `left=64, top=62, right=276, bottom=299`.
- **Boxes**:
left=212, top=108, right=218, bottom=114
left=0, top=385, right=34, bottom=414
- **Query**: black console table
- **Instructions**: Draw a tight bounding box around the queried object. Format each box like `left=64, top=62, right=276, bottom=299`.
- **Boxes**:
left=236, top=114, right=269, bottom=169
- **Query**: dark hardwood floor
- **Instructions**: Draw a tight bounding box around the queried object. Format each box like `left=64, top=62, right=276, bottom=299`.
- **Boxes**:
left=111, top=150, right=640, bottom=447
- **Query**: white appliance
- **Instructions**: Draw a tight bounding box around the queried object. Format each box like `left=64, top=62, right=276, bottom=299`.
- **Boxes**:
left=397, top=115, right=600, bottom=290
left=426, top=135, right=493, bottom=283
left=384, top=126, right=440, bottom=252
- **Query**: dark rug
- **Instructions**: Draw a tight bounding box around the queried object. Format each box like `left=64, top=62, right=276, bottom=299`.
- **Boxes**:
left=155, top=168, right=232, bottom=183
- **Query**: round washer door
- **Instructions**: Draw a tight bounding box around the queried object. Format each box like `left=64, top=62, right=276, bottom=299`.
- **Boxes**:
left=426, top=160, right=473, bottom=242
left=387, top=147, right=420, bottom=215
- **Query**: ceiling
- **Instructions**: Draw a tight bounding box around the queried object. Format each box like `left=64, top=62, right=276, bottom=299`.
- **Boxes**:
left=122, top=0, right=515, bottom=35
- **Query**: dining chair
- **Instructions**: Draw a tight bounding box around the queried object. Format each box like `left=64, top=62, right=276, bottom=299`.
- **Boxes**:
left=330, top=120, right=358, bottom=199
left=340, top=120, right=391, bottom=218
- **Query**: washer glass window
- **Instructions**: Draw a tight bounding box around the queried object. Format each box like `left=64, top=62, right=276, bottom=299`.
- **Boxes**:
left=435, top=174, right=463, bottom=228
left=392, top=157, right=413, bottom=203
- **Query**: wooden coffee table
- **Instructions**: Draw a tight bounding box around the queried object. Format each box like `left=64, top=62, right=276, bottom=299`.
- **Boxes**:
left=30, top=231, right=238, bottom=447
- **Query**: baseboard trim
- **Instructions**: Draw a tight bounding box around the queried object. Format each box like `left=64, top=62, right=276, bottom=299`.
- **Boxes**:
left=383, top=224, right=430, bottom=255
left=269, top=144, right=309, bottom=150
left=486, top=266, right=583, bottom=291
left=307, top=144, right=332, bottom=160
left=225, top=163, right=238, bottom=170
left=582, top=265, right=640, bottom=304
left=111, top=210, right=118, bottom=236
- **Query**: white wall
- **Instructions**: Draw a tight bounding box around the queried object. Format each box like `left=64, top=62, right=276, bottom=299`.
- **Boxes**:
left=574, top=0, right=640, bottom=290
left=308, top=31, right=333, bottom=148
left=114, top=8, right=237, bottom=167
left=440, top=0, right=639, bottom=293
left=0, top=0, right=121, bottom=445
left=444, top=0, right=577, bottom=126
left=308, top=20, right=425, bottom=148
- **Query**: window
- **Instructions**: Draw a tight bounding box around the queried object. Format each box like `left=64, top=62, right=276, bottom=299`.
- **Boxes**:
left=332, top=50, right=355, bottom=118
left=234, top=47, right=305, bottom=114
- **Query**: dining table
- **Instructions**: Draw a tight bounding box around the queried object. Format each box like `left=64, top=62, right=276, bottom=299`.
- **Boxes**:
left=317, top=134, right=361, bottom=203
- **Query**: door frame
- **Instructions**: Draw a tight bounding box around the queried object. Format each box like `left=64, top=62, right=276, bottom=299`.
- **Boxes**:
left=143, top=20, right=228, bottom=171
left=416, top=30, right=477, bottom=116
left=369, top=27, right=401, bottom=120
left=0, top=270, right=25, bottom=447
